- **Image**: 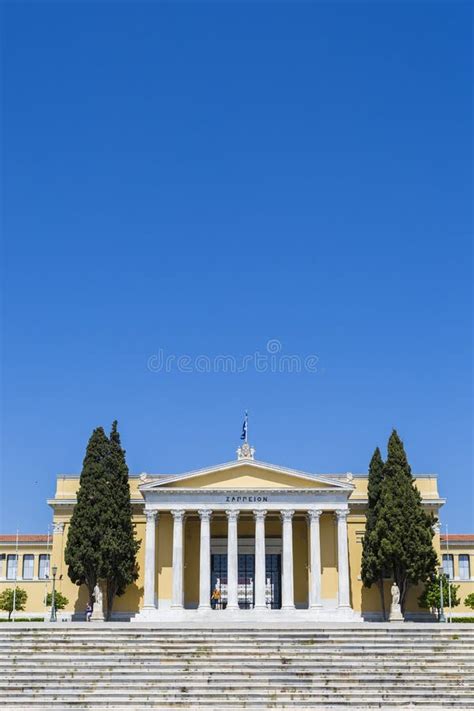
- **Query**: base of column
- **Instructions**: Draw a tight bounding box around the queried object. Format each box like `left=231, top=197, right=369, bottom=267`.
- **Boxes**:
left=253, top=604, right=268, bottom=612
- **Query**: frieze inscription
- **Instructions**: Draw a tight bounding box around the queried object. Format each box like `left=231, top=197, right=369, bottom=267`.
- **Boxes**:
left=225, top=495, right=268, bottom=503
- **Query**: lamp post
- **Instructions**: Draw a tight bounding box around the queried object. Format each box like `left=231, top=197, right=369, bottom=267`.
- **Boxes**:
left=50, top=564, right=58, bottom=622
left=438, top=566, right=446, bottom=623
left=447, top=572, right=452, bottom=623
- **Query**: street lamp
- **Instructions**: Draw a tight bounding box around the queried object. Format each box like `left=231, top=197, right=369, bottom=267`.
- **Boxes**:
left=438, top=566, right=446, bottom=623
left=50, top=564, right=58, bottom=623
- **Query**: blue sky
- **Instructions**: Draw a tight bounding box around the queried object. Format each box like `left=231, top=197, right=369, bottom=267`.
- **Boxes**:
left=1, top=2, right=472, bottom=533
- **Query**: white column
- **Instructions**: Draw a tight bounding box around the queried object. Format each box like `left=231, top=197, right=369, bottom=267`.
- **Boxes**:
left=171, top=509, right=185, bottom=609
left=143, top=510, right=158, bottom=609
left=307, top=509, right=322, bottom=609
left=198, top=509, right=212, bottom=609
left=253, top=510, right=267, bottom=610
left=226, top=510, right=239, bottom=610
left=335, top=509, right=351, bottom=609
left=281, top=510, right=295, bottom=610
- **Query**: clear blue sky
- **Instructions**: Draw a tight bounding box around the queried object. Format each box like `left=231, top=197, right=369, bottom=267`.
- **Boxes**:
left=1, top=2, right=472, bottom=533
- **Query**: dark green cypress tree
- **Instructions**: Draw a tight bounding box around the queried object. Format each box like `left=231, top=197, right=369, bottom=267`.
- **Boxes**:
left=361, top=447, right=386, bottom=618
left=374, top=430, right=438, bottom=612
left=100, top=421, right=140, bottom=620
left=65, top=427, right=110, bottom=603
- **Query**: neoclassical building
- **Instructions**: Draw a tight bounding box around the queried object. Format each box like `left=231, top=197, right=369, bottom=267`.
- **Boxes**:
left=3, top=443, right=468, bottom=621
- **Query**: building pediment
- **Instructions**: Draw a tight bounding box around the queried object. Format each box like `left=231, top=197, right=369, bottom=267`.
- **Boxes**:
left=140, top=459, right=354, bottom=493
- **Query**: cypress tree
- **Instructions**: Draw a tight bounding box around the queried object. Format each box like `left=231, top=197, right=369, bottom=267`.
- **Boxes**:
left=100, top=421, right=140, bottom=620
left=65, top=427, right=110, bottom=603
left=361, top=447, right=386, bottom=618
left=374, top=430, right=437, bottom=612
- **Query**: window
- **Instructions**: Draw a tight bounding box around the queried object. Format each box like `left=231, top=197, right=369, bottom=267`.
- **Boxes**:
left=442, top=554, right=454, bottom=579
left=22, top=554, right=34, bottom=579
left=459, top=554, right=470, bottom=581
left=0, top=553, right=5, bottom=577
left=6, top=554, right=18, bottom=580
left=38, top=554, right=50, bottom=580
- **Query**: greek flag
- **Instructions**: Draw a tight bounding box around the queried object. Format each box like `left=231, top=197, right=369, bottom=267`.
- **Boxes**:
left=240, top=413, right=248, bottom=441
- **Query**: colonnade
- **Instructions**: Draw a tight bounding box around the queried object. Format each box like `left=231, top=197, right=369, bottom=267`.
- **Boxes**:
left=142, top=508, right=351, bottom=612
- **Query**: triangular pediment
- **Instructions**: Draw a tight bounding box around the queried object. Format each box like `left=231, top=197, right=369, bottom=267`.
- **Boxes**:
left=140, top=459, right=354, bottom=492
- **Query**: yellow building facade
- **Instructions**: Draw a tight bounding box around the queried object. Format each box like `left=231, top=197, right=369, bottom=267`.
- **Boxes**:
left=440, top=534, right=474, bottom=616
left=1, top=445, right=472, bottom=621
left=0, top=535, right=53, bottom=618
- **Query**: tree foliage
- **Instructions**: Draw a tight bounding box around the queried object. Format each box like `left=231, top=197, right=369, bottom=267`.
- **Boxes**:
left=100, top=421, right=140, bottom=620
left=418, top=575, right=460, bottom=620
left=464, top=593, right=474, bottom=610
left=0, top=588, right=28, bottom=620
left=64, top=422, right=139, bottom=620
left=361, top=447, right=386, bottom=617
left=46, top=591, right=69, bottom=610
left=361, top=430, right=438, bottom=612
left=65, top=427, right=111, bottom=602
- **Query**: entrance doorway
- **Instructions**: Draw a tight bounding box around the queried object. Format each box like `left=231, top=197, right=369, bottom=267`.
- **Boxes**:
left=238, top=553, right=255, bottom=608
left=210, top=544, right=282, bottom=609
left=266, top=553, right=282, bottom=609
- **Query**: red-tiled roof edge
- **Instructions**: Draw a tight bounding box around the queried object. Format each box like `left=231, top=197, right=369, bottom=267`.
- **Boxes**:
left=0, top=534, right=49, bottom=542
left=440, top=534, right=474, bottom=541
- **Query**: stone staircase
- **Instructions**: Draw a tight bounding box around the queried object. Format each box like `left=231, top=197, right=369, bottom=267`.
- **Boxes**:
left=1, top=623, right=474, bottom=709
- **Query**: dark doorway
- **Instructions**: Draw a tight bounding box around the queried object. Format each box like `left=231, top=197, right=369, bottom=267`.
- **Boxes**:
left=238, top=553, right=255, bottom=608
left=211, top=551, right=282, bottom=609
left=266, top=553, right=282, bottom=609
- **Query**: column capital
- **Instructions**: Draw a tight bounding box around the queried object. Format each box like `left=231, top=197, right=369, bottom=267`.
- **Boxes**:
left=171, top=509, right=186, bottom=521
left=281, top=509, right=295, bottom=522
left=198, top=509, right=212, bottom=521
left=334, top=509, right=348, bottom=522
left=145, top=510, right=158, bottom=522
left=225, top=509, right=239, bottom=522
left=307, top=508, right=323, bottom=522
left=253, top=510, right=267, bottom=520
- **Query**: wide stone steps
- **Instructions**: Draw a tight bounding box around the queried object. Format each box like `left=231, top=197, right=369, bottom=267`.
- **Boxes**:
left=2, top=636, right=474, bottom=642
left=1, top=671, right=472, bottom=681
left=2, top=679, right=472, bottom=691
left=3, top=691, right=474, bottom=707
left=2, top=624, right=474, bottom=709
left=0, top=647, right=472, bottom=664
left=0, top=638, right=474, bottom=651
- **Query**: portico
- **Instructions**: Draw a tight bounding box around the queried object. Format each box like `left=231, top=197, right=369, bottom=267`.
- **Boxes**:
left=135, top=445, right=358, bottom=621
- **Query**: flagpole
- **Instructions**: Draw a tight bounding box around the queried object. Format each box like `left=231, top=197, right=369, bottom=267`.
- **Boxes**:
left=245, top=411, right=248, bottom=443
